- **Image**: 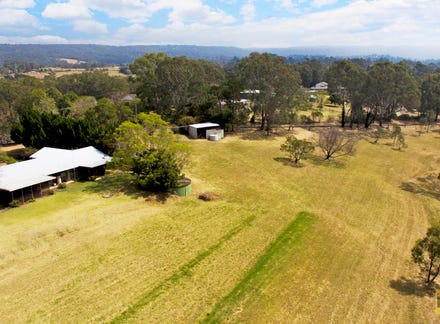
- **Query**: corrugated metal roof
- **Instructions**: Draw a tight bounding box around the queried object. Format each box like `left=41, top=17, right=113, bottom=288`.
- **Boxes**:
left=0, top=146, right=111, bottom=192
left=188, top=123, right=220, bottom=129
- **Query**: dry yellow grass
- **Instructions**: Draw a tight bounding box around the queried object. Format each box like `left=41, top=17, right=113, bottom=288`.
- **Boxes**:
left=23, top=66, right=126, bottom=79
left=0, top=126, right=439, bottom=322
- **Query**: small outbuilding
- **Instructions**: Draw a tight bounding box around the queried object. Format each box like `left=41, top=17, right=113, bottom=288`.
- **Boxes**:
left=188, top=123, right=222, bottom=139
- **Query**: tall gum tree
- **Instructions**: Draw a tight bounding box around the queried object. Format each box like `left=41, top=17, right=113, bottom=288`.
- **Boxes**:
left=326, top=60, right=367, bottom=128
left=364, top=62, right=420, bottom=127
left=236, top=52, right=301, bottom=134
left=420, top=72, right=440, bottom=122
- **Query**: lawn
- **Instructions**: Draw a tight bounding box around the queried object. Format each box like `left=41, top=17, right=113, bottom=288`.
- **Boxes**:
left=0, top=126, right=439, bottom=322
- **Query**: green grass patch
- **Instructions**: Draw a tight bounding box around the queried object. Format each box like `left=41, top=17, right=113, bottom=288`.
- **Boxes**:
left=111, top=214, right=257, bottom=323
left=202, top=211, right=317, bottom=323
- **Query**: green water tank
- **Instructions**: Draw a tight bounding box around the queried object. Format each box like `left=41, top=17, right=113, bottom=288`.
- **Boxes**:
left=173, top=178, right=192, bottom=196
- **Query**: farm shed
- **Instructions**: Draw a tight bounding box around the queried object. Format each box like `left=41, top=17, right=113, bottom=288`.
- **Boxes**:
left=188, top=123, right=221, bottom=139
left=0, top=146, right=111, bottom=205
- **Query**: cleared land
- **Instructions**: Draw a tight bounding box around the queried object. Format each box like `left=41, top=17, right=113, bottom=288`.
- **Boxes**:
left=0, top=127, right=439, bottom=322
left=22, top=66, right=125, bottom=79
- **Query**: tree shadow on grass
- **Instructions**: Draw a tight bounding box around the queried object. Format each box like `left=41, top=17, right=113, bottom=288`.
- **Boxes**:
left=401, top=174, right=440, bottom=201
left=306, top=154, right=346, bottom=169
left=389, top=276, right=436, bottom=297
left=240, top=130, right=277, bottom=141
left=273, top=157, right=305, bottom=168
left=83, top=171, right=177, bottom=203
left=82, top=171, right=146, bottom=199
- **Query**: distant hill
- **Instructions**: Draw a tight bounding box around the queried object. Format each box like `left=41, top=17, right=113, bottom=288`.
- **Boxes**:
left=0, top=44, right=250, bottom=66
left=0, top=44, right=437, bottom=67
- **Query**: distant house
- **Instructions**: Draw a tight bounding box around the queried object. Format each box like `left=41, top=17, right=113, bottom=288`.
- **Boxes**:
left=188, top=123, right=223, bottom=140
left=0, top=146, right=111, bottom=205
left=121, top=94, right=137, bottom=101
left=310, top=82, right=328, bottom=91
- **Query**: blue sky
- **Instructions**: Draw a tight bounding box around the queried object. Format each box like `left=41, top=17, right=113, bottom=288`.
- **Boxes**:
left=1, top=0, right=440, bottom=58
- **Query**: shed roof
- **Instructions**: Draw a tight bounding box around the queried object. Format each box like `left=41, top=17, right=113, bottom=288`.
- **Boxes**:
left=188, top=122, right=220, bottom=129
left=0, top=146, right=111, bottom=192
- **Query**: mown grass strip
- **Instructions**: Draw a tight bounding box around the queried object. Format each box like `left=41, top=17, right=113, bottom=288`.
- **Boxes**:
left=110, top=214, right=256, bottom=323
left=202, top=211, right=317, bottom=323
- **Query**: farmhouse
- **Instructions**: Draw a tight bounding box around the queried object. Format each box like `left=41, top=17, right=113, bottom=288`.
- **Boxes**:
left=310, top=82, right=328, bottom=91
left=188, top=123, right=224, bottom=140
left=0, top=146, right=111, bottom=205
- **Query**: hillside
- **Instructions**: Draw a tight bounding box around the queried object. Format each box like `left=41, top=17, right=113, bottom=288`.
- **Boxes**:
left=0, top=127, right=439, bottom=322
left=0, top=44, right=427, bottom=67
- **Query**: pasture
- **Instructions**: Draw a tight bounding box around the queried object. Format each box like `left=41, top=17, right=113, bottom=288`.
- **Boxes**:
left=0, top=126, right=439, bottom=322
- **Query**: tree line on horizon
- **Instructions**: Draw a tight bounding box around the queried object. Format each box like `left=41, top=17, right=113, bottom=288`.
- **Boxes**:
left=0, top=51, right=440, bottom=151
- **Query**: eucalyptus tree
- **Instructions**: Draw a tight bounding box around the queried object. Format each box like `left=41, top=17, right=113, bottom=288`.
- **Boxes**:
left=326, top=60, right=367, bottom=128
left=420, top=72, right=440, bottom=121
left=236, top=52, right=301, bottom=134
left=412, top=224, right=440, bottom=284
left=364, top=62, right=420, bottom=128
left=130, top=53, right=225, bottom=121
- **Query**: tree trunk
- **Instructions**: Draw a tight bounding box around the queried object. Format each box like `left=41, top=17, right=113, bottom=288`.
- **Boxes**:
left=260, top=114, right=266, bottom=131
left=341, top=102, right=346, bottom=128
left=266, top=118, right=271, bottom=136
left=427, top=258, right=434, bottom=283
left=430, top=264, right=440, bottom=283
left=365, top=112, right=371, bottom=128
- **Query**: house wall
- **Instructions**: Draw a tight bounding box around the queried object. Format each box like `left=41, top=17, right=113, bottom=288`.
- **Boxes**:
left=188, top=126, right=198, bottom=139
left=0, top=181, right=52, bottom=206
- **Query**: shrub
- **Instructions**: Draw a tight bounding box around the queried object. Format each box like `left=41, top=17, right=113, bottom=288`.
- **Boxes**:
left=198, top=192, right=219, bottom=201
left=0, top=151, right=16, bottom=164
left=133, top=148, right=181, bottom=192
left=280, top=135, right=314, bottom=164
left=9, top=199, right=20, bottom=208
left=58, top=183, right=67, bottom=189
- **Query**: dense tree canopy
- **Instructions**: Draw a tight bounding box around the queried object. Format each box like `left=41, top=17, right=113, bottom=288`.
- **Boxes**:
left=326, top=60, right=367, bottom=127
left=113, top=112, right=191, bottom=192
left=235, top=52, right=301, bottom=133
left=130, top=53, right=225, bottom=120
left=10, top=109, right=110, bottom=151
left=364, top=62, right=420, bottom=127
left=56, top=70, right=130, bottom=99
left=420, top=72, right=440, bottom=121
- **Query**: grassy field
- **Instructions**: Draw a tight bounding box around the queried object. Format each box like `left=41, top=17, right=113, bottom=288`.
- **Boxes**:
left=22, top=66, right=125, bottom=79
left=1, top=126, right=439, bottom=322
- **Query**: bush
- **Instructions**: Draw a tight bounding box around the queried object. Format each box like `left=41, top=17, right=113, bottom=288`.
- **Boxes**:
left=9, top=199, right=20, bottom=208
left=0, top=151, right=16, bottom=164
left=198, top=192, right=219, bottom=201
left=57, top=183, right=67, bottom=189
left=133, top=148, right=181, bottom=192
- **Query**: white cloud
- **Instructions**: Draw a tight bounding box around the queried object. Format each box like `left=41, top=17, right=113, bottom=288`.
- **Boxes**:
left=275, top=0, right=298, bottom=12
left=168, top=1, right=236, bottom=25
left=42, top=1, right=91, bottom=20
left=0, top=35, right=69, bottom=44
left=312, top=0, right=338, bottom=7
left=240, top=0, right=256, bottom=22
left=4, top=0, right=440, bottom=59
left=73, top=19, right=108, bottom=34
left=103, top=0, right=440, bottom=60
left=42, top=0, right=235, bottom=26
left=30, top=35, right=70, bottom=44
left=0, top=0, right=35, bottom=9
left=0, top=8, right=41, bottom=29
left=87, top=0, right=152, bottom=23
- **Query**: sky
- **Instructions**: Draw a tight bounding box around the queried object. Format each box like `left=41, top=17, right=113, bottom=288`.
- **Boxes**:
left=1, top=0, right=440, bottom=59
